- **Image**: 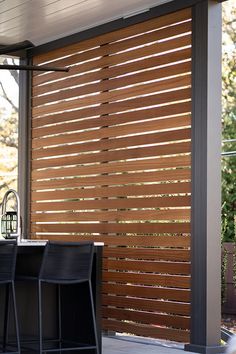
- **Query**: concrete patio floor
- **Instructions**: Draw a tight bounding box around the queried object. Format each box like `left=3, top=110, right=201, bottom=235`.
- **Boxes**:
left=102, top=335, right=226, bottom=354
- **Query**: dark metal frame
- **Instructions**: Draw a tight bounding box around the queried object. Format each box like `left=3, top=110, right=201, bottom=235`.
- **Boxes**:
left=185, top=1, right=223, bottom=353
left=18, top=58, right=32, bottom=239
left=0, top=64, right=69, bottom=72
left=17, top=0, right=224, bottom=351
left=0, top=40, right=68, bottom=71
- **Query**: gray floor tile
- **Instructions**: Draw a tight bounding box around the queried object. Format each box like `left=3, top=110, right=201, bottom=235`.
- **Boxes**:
left=102, top=336, right=194, bottom=354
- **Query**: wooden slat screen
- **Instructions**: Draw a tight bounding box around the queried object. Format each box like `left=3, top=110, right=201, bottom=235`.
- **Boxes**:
left=30, top=8, right=192, bottom=342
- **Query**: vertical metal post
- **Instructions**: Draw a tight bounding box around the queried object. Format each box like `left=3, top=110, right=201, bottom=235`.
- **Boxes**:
left=18, top=58, right=31, bottom=239
left=185, top=1, right=223, bottom=353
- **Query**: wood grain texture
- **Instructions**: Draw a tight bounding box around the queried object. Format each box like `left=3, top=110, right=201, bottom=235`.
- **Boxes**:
left=33, top=48, right=191, bottom=99
left=32, top=128, right=191, bottom=159
left=32, top=86, right=191, bottom=122
left=102, top=307, right=190, bottom=329
left=31, top=155, right=191, bottom=180
left=33, top=34, right=191, bottom=86
left=102, top=319, right=189, bottom=342
left=33, top=8, right=191, bottom=64
left=103, top=247, right=190, bottom=262
left=102, top=283, right=190, bottom=301
left=31, top=182, right=191, bottom=200
left=102, top=259, right=190, bottom=276
left=102, top=271, right=190, bottom=288
left=31, top=234, right=191, bottom=247
left=31, top=169, right=191, bottom=190
left=31, top=195, right=191, bottom=212
left=30, top=222, right=191, bottom=235
left=31, top=142, right=191, bottom=169
left=32, top=21, right=191, bottom=75
left=102, top=294, right=190, bottom=315
left=30, top=8, right=192, bottom=342
left=31, top=208, right=191, bottom=222
left=32, top=113, right=191, bottom=149
left=33, top=61, right=191, bottom=107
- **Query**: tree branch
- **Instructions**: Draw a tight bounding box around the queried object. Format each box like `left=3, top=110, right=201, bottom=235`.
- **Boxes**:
left=0, top=179, right=16, bottom=192
left=5, top=58, right=19, bottom=86
left=0, top=81, right=18, bottom=112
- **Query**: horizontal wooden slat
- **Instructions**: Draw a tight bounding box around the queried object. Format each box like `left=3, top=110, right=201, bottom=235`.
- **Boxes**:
left=31, top=222, right=191, bottom=235
left=32, top=142, right=191, bottom=170
left=31, top=169, right=191, bottom=191
left=32, top=126, right=191, bottom=160
left=103, top=248, right=190, bottom=262
left=31, top=195, right=191, bottom=212
left=31, top=181, right=191, bottom=201
left=32, top=113, right=191, bottom=149
left=32, top=89, right=190, bottom=134
left=33, top=74, right=190, bottom=118
left=33, top=71, right=190, bottom=115
left=102, top=318, right=189, bottom=342
left=102, top=283, right=190, bottom=301
left=31, top=155, right=191, bottom=180
left=31, top=208, right=191, bottom=222
left=33, top=21, right=191, bottom=80
left=33, top=61, right=191, bottom=107
left=102, top=307, right=190, bottom=330
left=39, top=126, right=186, bottom=156
left=33, top=33, right=191, bottom=87
left=102, top=294, right=190, bottom=316
left=32, top=128, right=191, bottom=161
left=33, top=48, right=191, bottom=99
left=102, top=283, right=190, bottom=302
left=31, top=167, right=191, bottom=189
left=32, top=102, right=191, bottom=138
left=31, top=234, right=191, bottom=247
left=103, top=271, right=190, bottom=288
left=33, top=8, right=191, bottom=64
left=103, top=259, right=190, bottom=275
left=31, top=8, right=193, bottom=342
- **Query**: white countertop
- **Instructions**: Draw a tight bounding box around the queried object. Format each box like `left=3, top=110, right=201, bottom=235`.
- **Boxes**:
left=17, top=240, right=104, bottom=246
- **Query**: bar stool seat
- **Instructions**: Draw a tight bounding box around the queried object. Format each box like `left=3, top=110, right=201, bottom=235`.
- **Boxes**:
left=21, top=241, right=99, bottom=353
left=0, top=241, right=20, bottom=354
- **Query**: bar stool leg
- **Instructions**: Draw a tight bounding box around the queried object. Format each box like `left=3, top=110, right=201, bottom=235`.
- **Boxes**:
left=3, top=283, right=10, bottom=352
left=58, top=284, right=62, bottom=353
left=38, top=280, right=43, bottom=354
left=88, top=280, right=99, bottom=354
left=11, top=281, right=20, bottom=354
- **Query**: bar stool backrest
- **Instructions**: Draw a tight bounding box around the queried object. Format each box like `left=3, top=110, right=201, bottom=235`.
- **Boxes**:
left=0, top=241, right=17, bottom=283
left=39, top=241, right=94, bottom=283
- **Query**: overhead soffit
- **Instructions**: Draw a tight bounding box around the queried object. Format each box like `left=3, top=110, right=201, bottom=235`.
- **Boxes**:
left=0, top=0, right=174, bottom=47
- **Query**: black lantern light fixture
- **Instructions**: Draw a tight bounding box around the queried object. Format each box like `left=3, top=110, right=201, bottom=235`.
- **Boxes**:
left=1, top=189, right=21, bottom=239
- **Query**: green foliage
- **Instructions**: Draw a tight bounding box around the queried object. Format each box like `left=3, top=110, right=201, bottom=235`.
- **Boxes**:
left=221, top=247, right=228, bottom=304
left=221, top=1, right=236, bottom=243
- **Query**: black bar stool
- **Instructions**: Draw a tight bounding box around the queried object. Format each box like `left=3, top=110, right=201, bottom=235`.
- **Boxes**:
left=0, top=241, right=20, bottom=354
left=23, top=241, right=99, bottom=353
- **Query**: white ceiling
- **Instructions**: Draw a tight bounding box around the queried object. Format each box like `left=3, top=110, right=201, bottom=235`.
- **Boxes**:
left=0, top=0, right=173, bottom=47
